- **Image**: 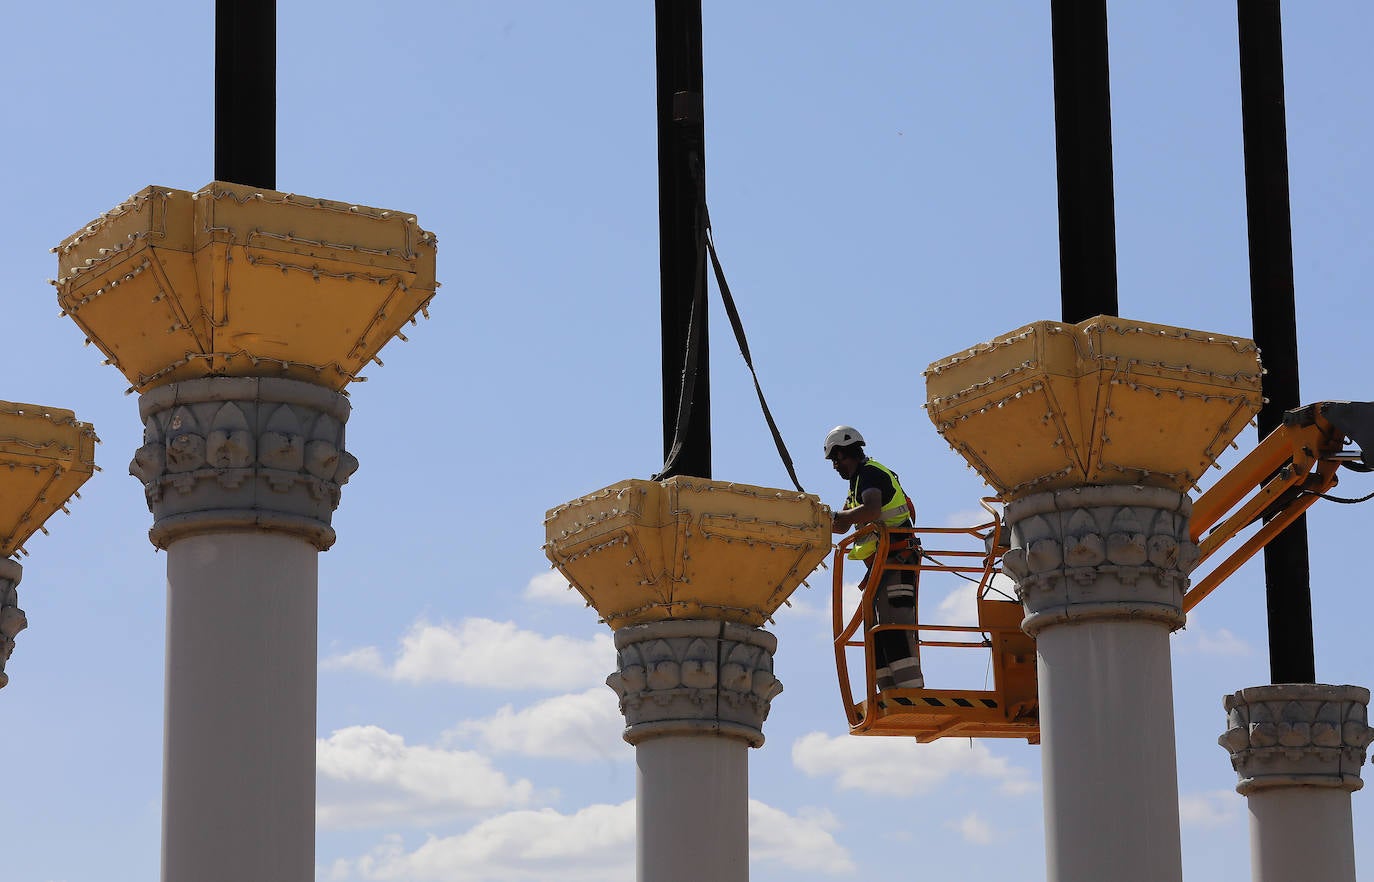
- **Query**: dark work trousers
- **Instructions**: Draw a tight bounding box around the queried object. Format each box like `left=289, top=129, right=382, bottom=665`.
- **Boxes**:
left=862, top=547, right=920, bottom=678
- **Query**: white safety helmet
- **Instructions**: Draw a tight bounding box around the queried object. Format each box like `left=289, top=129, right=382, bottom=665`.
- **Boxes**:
left=823, top=425, right=865, bottom=459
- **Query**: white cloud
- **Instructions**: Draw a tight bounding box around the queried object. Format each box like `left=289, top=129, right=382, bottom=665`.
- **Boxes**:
left=331, top=798, right=853, bottom=880
left=984, top=572, right=1018, bottom=601
left=448, top=687, right=627, bottom=762
left=324, top=858, right=354, bottom=882
left=792, top=731, right=1035, bottom=796
left=317, top=725, right=536, bottom=829
left=1191, top=627, right=1249, bottom=655
left=936, top=582, right=980, bottom=626
left=343, top=802, right=634, bottom=881
left=1178, top=790, right=1241, bottom=828
left=834, top=578, right=864, bottom=614
left=523, top=569, right=588, bottom=607
left=322, top=618, right=616, bottom=691
left=321, top=646, right=386, bottom=676
left=778, top=592, right=831, bottom=620
left=748, top=800, right=856, bottom=875
left=775, top=588, right=843, bottom=649
left=1176, top=614, right=1252, bottom=656
left=933, top=573, right=1018, bottom=627
left=951, top=811, right=994, bottom=845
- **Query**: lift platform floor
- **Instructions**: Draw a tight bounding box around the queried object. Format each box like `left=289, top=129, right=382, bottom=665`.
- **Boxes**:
left=856, top=688, right=1040, bottom=743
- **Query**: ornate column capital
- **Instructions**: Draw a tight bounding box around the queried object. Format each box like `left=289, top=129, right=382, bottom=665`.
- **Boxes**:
left=130, top=377, right=358, bottom=551
left=1219, top=684, right=1372, bottom=794
left=1001, top=485, right=1195, bottom=635
left=0, top=558, right=25, bottom=689
left=606, top=620, right=782, bottom=747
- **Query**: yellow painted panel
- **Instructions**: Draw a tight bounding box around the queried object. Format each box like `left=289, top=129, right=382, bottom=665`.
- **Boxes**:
left=925, top=316, right=1262, bottom=498
left=545, top=477, right=831, bottom=629
left=55, top=182, right=438, bottom=392
left=1086, top=367, right=1259, bottom=486
left=544, top=481, right=671, bottom=619
left=0, top=402, right=97, bottom=557
left=55, top=187, right=209, bottom=383
left=195, top=182, right=424, bottom=275
left=60, top=249, right=204, bottom=384
left=54, top=186, right=195, bottom=263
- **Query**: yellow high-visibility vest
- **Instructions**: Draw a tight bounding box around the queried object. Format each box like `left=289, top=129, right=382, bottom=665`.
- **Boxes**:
left=845, top=458, right=915, bottom=561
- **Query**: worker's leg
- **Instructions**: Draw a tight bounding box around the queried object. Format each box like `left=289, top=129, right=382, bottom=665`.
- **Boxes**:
left=861, top=565, right=896, bottom=690
left=877, top=562, right=922, bottom=688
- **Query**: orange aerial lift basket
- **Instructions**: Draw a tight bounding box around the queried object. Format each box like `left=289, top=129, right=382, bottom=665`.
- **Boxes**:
left=831, top=500, right=1039, bottom=744
left=831, top=400, right=1374, bottom=744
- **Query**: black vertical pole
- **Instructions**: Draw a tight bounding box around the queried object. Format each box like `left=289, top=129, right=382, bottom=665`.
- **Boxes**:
left=216, top=0, right=277, bottom=189
left=1237, top=0, right=1315, bottom=684
left=1051, top=0, right=1120, bottom=322
left=655, top=0, right=711, bottom=479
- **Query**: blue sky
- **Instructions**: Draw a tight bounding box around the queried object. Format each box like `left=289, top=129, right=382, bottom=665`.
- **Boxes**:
left=1, top=2, right=1370, bottom=880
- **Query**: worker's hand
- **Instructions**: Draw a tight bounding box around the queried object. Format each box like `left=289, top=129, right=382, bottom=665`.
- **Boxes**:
left=830, top=511, right=848, bottom=534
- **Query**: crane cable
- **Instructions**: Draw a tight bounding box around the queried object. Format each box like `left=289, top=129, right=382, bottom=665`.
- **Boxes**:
left=1301, top=488, right=1374, bottom=505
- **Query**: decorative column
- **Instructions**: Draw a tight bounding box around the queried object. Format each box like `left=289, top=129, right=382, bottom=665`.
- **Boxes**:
left=1004, top=485, right=1192, bottom=881
left=0, top=559, right=25, bottom=690
left=610, top=621, right=780, bottom=880
left=1218, top=685, right=1372, bottom=882
left=926, top=316, right=1264, bottom=882
left=0, top=401, right=97, bottom=690
left=55, top=181, right=436, bottom=881
left=546, top=477, right=829, bottom=882
left=131, top=377, right=354, bottom=880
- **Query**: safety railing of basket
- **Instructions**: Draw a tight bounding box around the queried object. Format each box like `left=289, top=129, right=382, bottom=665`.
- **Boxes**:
left=830, top=498, right=1019, bottom=729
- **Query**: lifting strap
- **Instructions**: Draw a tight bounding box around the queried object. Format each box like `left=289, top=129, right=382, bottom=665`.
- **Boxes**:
left=654, top=209, right=806, bottom=494
left=707, top=213, right=805, bottom=493
left=653, top=216, right=708, bottom=485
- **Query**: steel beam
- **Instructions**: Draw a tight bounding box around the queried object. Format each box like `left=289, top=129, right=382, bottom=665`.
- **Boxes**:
left=1237, top=0, right=1314, bottom=684
left=215, top=0, right=276, bottom=188
left=1051, top=0, right=1119, bottom=322
left=655, top=0, right=710, bottom=479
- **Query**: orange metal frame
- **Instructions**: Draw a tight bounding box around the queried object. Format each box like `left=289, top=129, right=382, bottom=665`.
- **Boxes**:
left=831, top=500, right=1040, bottom=743
left=831, top=403, right=1363, bottom=743
left=1183, top=407, right=1347, bottom=612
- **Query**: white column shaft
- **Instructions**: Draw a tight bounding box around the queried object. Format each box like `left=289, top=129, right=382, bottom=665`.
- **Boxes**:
left=162, top=532, right=317, bottom=882
left=1248, top=788, right=1356, bottom=882
left=1037, top=620, right=1183, bottom=882
left=637, top=735, right=749, bottom=882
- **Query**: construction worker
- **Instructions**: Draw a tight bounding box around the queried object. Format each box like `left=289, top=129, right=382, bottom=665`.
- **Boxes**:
left=824, top=425, right=923, bottom=691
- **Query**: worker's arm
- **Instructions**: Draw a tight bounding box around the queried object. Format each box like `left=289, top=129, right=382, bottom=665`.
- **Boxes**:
left=832, top=487, right=884, bottom=533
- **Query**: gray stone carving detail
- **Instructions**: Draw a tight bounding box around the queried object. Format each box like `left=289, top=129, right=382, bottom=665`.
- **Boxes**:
left=1001, top=485, right=1196, bottom=635
left=0, top=559, right=24, bottom=689
left=130, top=377, right=357, bottom=550
left=1219, top=684, right=1372, bottom=794
left=606, top=620, right=782, bottom=747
